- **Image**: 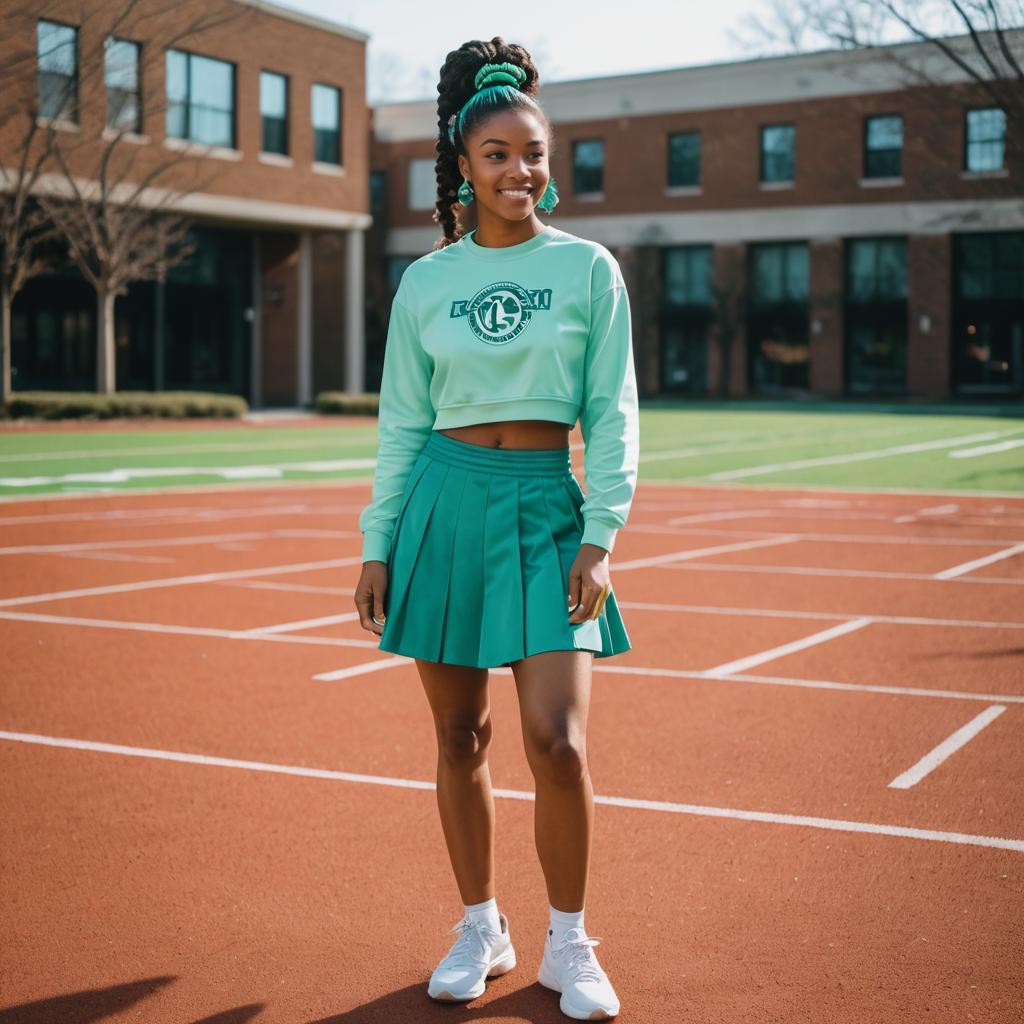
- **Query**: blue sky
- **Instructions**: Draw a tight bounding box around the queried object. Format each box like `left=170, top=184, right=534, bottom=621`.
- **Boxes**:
left=270, top=0, right=807, bottom=103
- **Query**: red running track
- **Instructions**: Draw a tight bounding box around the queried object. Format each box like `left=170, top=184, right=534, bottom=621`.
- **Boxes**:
left=1, top=481, right=1022, bottom=1023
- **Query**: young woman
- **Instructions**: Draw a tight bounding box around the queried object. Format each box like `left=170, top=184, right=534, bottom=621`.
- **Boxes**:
left=354, top=36, right=639, bottom=1022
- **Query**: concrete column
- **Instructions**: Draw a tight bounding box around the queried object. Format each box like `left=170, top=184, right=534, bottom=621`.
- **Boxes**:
left=345, top=227, right=365, bottom=393
left=297, top=229, right=314, bottom=406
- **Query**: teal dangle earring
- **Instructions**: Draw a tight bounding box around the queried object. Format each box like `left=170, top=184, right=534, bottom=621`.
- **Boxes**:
left=457, top=177, right=475, bottom=206
left=536, top=176, right=559, bottom=213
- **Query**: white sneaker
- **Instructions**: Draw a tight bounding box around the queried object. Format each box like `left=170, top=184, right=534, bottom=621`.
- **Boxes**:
left=538, top=925, right=620, bottom=1020
left=427, top=911, right=517, bottom=1002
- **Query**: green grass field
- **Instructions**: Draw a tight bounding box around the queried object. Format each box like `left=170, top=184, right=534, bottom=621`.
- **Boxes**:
left=0, top=404, right=1021, bottom=497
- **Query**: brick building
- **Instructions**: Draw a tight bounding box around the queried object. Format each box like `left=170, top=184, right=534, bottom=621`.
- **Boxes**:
left=368, top=33, right=1024, bottom=400
left=2, top=0, right=370, bottom=404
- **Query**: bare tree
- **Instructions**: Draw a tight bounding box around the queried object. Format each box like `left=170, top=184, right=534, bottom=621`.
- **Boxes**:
left=1, top=0, right=246, bottom=394
left=728, top=2, right=1024, bottom=161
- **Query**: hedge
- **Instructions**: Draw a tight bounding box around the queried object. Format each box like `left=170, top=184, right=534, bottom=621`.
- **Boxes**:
left=314, top=391, right=380, bottom=415
left=2, top=390, right=248, bottom=420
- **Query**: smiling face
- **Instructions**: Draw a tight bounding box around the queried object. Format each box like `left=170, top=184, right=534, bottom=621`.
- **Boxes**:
left=457, top=107, right=551, bottom=226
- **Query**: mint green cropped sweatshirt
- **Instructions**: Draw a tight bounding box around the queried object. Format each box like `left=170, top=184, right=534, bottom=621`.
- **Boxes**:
left=358, top=223, right=640, bottom=564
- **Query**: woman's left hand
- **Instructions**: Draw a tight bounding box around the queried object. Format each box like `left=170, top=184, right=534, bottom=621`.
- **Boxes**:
left=568, top=543, right=612, bottom=624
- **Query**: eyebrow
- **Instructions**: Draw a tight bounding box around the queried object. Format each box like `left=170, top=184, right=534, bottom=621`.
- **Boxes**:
left=479, top=138, right=545, bottom=147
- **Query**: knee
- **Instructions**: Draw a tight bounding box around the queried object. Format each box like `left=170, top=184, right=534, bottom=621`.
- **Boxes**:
left=437, top=716, right=492, bottom=767
left=530, top=733, right=587, bottom=786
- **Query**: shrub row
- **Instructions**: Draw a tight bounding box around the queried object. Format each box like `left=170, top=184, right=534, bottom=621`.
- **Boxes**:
left=2, top=390, right=248, bottom=420
left=314, top=391, right=380, bottom=415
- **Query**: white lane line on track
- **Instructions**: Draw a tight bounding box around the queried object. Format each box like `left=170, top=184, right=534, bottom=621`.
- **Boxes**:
left=632, top=524, right=1024, bottom=548
left=2, top=729, right=1021, bottom=853
left=933, top=543, right=1024, bottom=581
left=3, top=609, right=1022, bottom=704
left=888, top=706, right=1008, bottom=789
left=618, top=600, right=1024, bottom=631
left=243, top=612, right=360, bottom=635
left=0, top=609, right=377, bottom=648
left=0, top=556, right=360, bottom=609
left=706, top=430, right=1024, bottom=480
left=314, top=659, right=409, bottom=681
left=705, top=618, right=873, bottom=675
left=613, top=536, right=799, bottom=571
left=660, top=561, right=1024, bottom=585
left=0, top=439, right=355, bottom=463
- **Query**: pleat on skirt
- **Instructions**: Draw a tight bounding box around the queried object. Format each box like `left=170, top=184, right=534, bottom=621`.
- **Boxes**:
left=378, top=429, right=631, bottom=669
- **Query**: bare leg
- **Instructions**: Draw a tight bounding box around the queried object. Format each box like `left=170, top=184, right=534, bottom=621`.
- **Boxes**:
left=416, top=658, right=494, bottom=905
left=510, top=649, right=594, bottom=912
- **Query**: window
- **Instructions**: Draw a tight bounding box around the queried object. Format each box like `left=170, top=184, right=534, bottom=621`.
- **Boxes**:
left=864, top=115, right=902, bottom=178
left=667, top=131, right=700, bottom=187
left=760, top=124, right=795, bottom=183
left=965, top=107, right=1006, bottom=171
left=166, top=49, right=235, bottom=148
left=664, top=246, right=713, bottom=306
left=37, top=20, right=78, bottom=123
left=104, top=38, right=140, bottom=133
left=572, top=139, right=604, bottom=195
left=661, top=245, right=714, bottom=394
left=407, top=158, right=435, bottom=210
left=370, top=170, right=388, bottom=211
left=312, top=83, right=341, bottom=165
left=260, top=71, right=288, bottom=155
left=747, top=241, right=810, bottom=393
left=845, top=238, right=909, bottom=395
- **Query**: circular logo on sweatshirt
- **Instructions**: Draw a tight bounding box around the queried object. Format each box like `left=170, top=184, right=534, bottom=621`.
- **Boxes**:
left=465, top=281, right=533, bottom=344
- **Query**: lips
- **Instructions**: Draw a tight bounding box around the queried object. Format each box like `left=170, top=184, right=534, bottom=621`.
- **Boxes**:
left=498, top=186, right=534, bottom=198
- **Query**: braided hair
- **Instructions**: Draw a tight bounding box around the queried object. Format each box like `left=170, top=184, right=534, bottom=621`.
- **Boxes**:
left=432, top=37, right=552, bottom=250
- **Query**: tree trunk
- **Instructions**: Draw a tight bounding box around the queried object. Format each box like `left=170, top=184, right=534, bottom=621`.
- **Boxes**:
left=96, top=287, right=116, bottom=394
left=1, top=276, right=11, bottom=406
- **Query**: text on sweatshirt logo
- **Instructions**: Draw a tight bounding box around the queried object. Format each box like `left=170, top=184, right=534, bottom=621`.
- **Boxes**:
left=450, top=281, right=553, bottom=345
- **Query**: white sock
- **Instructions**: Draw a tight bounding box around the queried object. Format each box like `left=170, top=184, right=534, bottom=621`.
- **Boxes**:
left=549, top=903, right=585, bottom=947
left=464, top=896, right=502, bottom=934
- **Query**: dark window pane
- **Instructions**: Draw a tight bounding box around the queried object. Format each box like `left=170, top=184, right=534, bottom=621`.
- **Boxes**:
left=966, top=108, right=1006, bottom=171
left=667, top=131, right=700, bottom=187
left=37, top=20, right=78, bottom=122
left=260, top=71, right=288, bottom=155
left=312, top=83, right=341, bottom=164
left=664, top=246, right=713, bottom=306
left=573, top=139, right=603, bottom=194
left=105, top=38, right=140, bottom=132
left=760, top=124, right=795, bottom=182
left=864, top=115, right=902, bottom=177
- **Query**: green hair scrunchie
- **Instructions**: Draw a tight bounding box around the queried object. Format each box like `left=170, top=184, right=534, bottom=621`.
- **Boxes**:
left=474, top=61, right=527, bottom=93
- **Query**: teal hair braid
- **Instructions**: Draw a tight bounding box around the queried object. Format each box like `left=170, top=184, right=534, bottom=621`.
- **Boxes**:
left=448, top=61, right=528, bottom=145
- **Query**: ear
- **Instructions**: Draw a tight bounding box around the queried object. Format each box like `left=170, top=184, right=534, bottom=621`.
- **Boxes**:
left=457, top=154, right=469, bottom=181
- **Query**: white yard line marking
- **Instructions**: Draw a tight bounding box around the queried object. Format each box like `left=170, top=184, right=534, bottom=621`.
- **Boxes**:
left=243, top=612, right=359, bottom=635
left=707, top=430, right=1023, bottom=480
left=0, top=459, right=377, bottom=488
left=617, top=600, right=1024, bottom=631
left=0, top=438, right=351, bottom=464
left=949, top=438, right=1024, bottom=459
left=1, top=729, right=1021, bottom=852
left=314, top=658, right=409, bottom=681
left=613, top=536, right=799, bottom=571
left=659, top=561, right=1024, bottom=586
left=706, top=618, right=873, bottom=675
left=933, top=543, right=1024, bottom=581
left=888, top=706, right=1008, bottom=789
left=0, top=556, right=359, bottom=609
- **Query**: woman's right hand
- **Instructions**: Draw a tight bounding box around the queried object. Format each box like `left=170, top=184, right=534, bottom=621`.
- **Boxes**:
left=355, top=560, right=389, bottom=636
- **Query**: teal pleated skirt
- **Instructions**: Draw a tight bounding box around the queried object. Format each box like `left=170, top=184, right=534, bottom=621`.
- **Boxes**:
left=378, top=430, right=631, bottom=669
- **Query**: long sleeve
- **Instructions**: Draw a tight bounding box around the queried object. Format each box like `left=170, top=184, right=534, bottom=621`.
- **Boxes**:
left=578, top=274, right=640, bottom=554
left=358, top=283, right=435, bottom=563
